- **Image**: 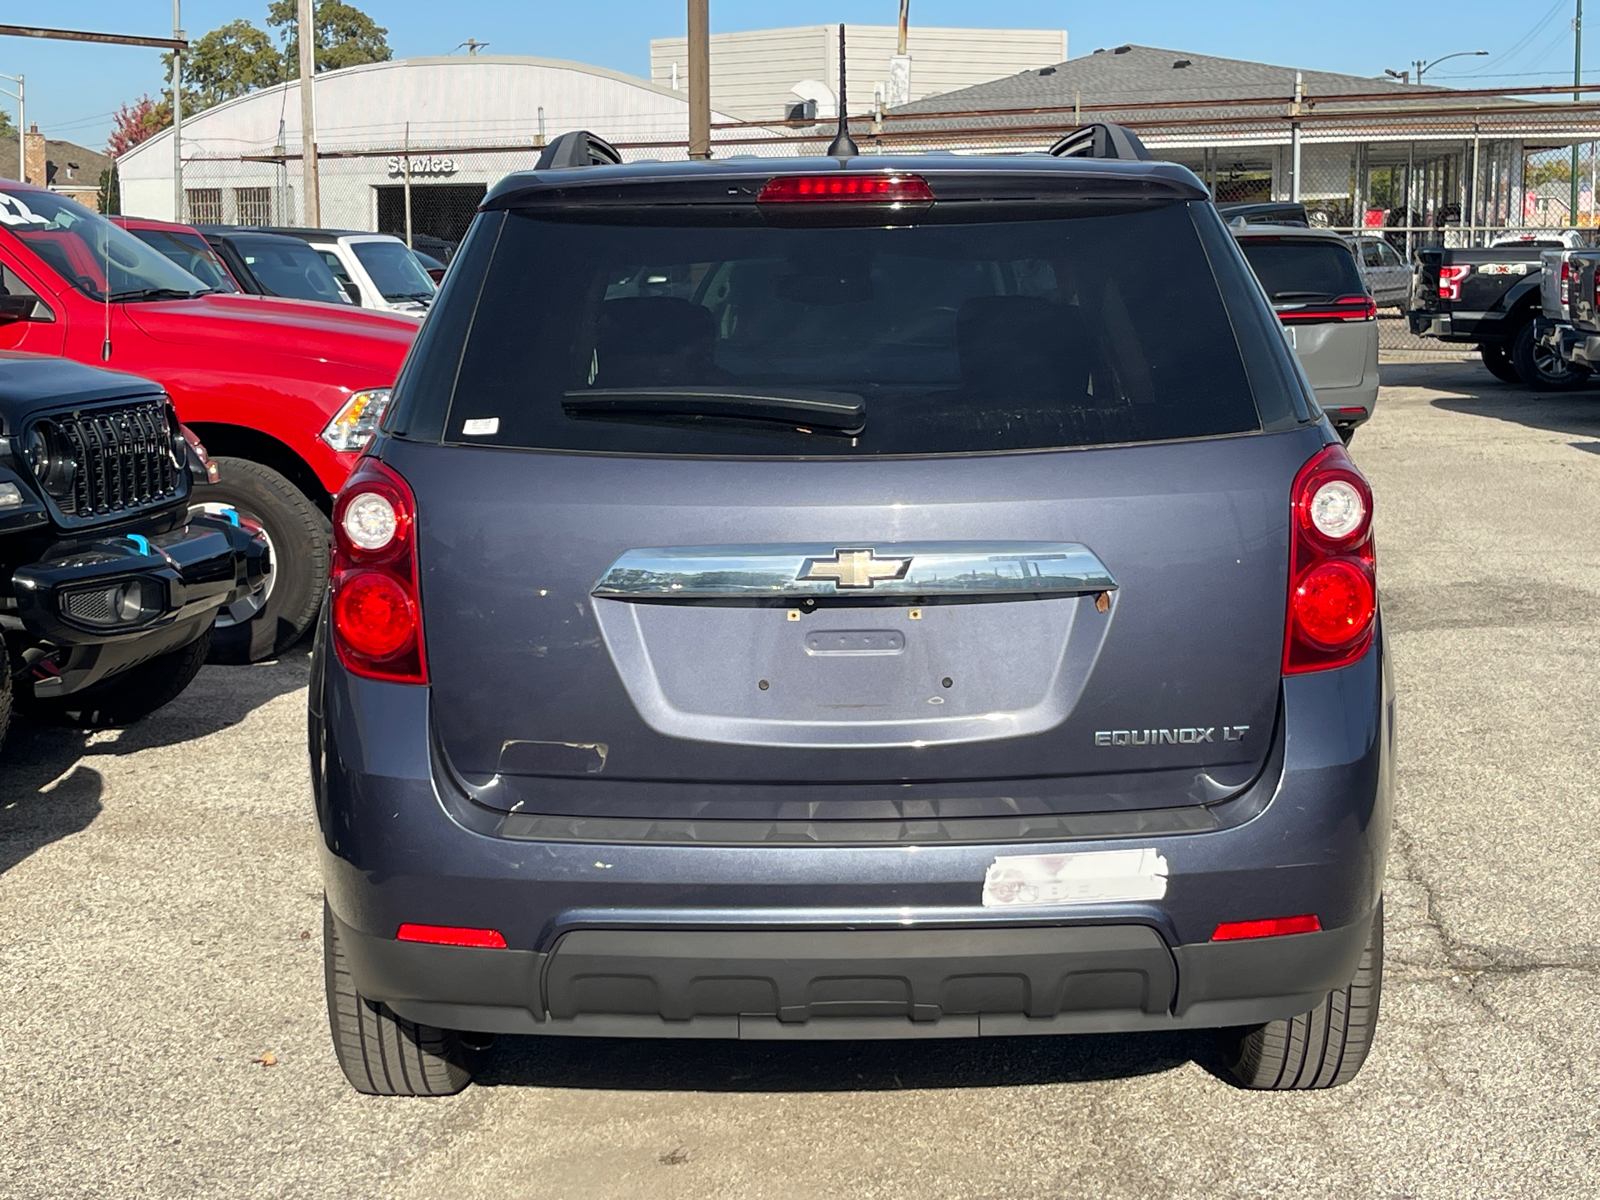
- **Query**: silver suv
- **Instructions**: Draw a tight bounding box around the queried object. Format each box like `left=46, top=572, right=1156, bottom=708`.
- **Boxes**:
left=1235, top=225, right=1380, bottom=442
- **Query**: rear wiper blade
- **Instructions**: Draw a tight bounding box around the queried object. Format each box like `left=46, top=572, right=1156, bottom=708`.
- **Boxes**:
left=562, top=387, right=865, bottom=433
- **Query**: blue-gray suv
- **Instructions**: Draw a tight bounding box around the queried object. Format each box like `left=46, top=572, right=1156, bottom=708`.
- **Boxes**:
left=310, top=127, right=1392, bottom=1095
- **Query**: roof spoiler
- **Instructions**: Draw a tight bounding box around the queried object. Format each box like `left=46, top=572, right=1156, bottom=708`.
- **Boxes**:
left=535, top=130, right=624, bottom=170
left=1048, top=123, right=1152, bottom=162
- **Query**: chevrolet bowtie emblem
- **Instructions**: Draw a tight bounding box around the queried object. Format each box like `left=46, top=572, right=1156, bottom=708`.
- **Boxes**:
left=800, top=548, right=912, bottom=590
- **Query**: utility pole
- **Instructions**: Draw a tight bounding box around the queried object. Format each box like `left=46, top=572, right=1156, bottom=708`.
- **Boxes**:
left=172, top=0, right=183, bottom=219
left=687, top=0, right=710, bottom=159
left=298, top=0, right=320, bottom=225
left=1575, top=0, right=1585, bottom=226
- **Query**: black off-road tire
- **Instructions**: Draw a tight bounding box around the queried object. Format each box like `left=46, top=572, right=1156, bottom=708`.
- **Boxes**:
left=203, top=457, right=331, bottom=663
left=1479, top=340, right=1522, bottom=384
left=1215, top=899, right=1384, bottom=1091
left=324, top=900, right=474, bottom=1096
left=23, top=627, right=212, bottom=728
left=1511, top=320, right=1590, bottom=391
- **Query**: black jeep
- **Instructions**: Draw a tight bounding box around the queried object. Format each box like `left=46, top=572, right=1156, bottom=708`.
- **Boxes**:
left=0, top=353, right=268, bottom=745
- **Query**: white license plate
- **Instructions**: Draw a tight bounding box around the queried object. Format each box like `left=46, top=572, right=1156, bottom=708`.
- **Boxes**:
left=981, top=847, right=1169, bottom=908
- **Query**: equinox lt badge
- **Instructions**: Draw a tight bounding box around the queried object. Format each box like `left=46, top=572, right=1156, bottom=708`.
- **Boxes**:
left=1095, top=726, right=1250, bottom=746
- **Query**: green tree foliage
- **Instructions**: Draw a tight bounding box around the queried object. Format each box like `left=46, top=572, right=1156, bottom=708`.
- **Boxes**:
left=267, top=0, right=392, bottom=76
left=162, top=19, right=286, bottom=112
left=98, top=166, right=120, bottom=215
left=0, top=110, right=14, bottom=139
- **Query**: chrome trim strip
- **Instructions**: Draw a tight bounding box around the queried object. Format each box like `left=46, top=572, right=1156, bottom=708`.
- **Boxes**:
left=592, top=542, right=1116, bottom=601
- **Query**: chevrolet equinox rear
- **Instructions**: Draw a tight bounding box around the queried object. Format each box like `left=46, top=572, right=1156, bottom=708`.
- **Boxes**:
left=310, top=128, right=1392, bottom=1096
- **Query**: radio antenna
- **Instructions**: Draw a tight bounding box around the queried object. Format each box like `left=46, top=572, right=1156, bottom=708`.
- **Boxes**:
left=826, top=23, right=859, bottom=158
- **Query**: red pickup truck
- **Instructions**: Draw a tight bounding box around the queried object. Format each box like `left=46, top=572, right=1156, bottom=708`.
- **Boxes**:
left=0, top=183, right=416, bottom=661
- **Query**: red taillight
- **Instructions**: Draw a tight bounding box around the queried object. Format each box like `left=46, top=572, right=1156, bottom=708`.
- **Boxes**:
left=1211, top=914, right=1321, bottom=941
left=1284, top=444, right=1376, bottom=675
left=1561, top=258, right=1572, bottom=305
left=396, top=923, right=508, bottom=948
left=331, top=459, right=427, bottom=684
left=1276, top=295, right=1377, bottom=324
left=757, top=173, right=935, bottom=204
left=1437, top=263, right=1471, bottom=302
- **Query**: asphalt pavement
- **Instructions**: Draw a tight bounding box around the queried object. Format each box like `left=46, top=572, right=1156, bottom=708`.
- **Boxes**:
left=2, top=359, right=1597, bottom=1199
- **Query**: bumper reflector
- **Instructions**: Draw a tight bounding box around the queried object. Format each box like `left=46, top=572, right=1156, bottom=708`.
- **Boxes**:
left=1211, top=914, right=1321, bottom=942
left=396, top=923, right=508, bottom=949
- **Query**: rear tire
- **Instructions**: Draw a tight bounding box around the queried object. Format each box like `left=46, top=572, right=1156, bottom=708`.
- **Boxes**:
left=1215, top=898, right=1383, bottom=1090
left=202, top=457, right=331, bottom=663
left=1511, top=321, right=1590, bottom=391
left=1479, top=340, right=1522, bottom=384
left=323, top=900, right=474, bottom=1096
left=23, top=627, right=211, bottom=728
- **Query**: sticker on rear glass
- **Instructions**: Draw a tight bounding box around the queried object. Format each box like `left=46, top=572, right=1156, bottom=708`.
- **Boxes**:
left=982, top=848, right=1168, bottom=908
left=461, top=418, right=499, bottom=436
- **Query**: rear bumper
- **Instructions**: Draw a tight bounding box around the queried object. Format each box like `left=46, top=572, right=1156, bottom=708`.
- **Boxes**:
left=313, top=624, right=1394, bottom=1038
left=1314, top=379, right=1378, bottom=428
left=1548, top=322, right=1600, bottom=369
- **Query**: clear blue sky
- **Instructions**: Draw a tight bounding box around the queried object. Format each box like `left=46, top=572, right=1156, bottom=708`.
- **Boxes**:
left=17, top=0, right=1589, bottom=152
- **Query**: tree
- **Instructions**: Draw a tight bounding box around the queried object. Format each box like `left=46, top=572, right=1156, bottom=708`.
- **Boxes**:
left=0, top=110, right=14, bottom=139
left=98, top=166, right=120, bottom=215
left=267, top=0, right=391, bottom=76
left=162, top=19, right=284, bottom=112
left=106, top=96, right=172, bottom=158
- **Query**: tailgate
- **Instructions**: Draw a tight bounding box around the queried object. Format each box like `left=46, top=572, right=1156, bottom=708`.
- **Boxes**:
left=394, top=429, right=1317, bottom=820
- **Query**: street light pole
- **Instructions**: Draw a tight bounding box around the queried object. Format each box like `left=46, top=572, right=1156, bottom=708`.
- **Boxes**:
left=172, top=0, right=183, bottom=220
left=1410, top=49, right=1489, bottom=84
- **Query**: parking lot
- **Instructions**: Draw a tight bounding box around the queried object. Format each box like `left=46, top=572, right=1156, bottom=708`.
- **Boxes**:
left=1, top=359, right=1597, bottom=1200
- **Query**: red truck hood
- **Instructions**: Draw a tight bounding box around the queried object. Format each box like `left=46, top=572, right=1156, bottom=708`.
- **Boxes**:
left=123, top=293, right=415, bottom=375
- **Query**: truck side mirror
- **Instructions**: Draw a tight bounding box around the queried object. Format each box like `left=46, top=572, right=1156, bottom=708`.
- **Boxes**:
left=342, top=281, right=362, bottom=305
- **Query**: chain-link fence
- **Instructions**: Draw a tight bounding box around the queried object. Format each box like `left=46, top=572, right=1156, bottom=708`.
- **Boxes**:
left=169, top=86, right=1600, bottom=353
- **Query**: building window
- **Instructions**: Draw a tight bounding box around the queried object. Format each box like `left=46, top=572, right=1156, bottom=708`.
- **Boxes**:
left=235, top=187, right=271, bottom=226
left=185, top=188, right=223, bottom=225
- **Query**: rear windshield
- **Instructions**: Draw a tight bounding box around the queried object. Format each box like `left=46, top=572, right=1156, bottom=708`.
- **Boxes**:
left=430, top=203, right=1267, bottom=457
left=1237, top=237, right=1364, bottom=303
left=231, top=235, right=349, bottom=305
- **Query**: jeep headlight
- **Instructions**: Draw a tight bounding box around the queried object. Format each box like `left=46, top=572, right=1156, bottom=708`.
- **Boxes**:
left=320, top=388, right=392, bottom=453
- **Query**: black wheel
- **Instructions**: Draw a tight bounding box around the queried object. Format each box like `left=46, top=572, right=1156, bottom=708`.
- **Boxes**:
left=1479, top=340, right=1522, bottom=384
left=324, top=900, right=474, bottom=1096
left=1215, top=899, right=1383, bottom=1090
left=1336, top=424, right=1357, bottom=446
left=199, top=457, right=331, bottom=663
left=24, top=627, right=212, bottom=728
left=1511, top=321, right=1590, bottom=391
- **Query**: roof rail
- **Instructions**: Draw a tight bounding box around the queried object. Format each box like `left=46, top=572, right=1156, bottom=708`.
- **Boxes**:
left=1047, top=123, right=1152, bottom=162
left=535, top=130, right=624, bottom=170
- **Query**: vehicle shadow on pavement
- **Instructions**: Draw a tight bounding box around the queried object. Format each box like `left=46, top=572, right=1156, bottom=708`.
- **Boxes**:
left=475, top=1028, right=1214, bottom=1092
left=1401, top=361, right=1600, bottom=444
left=0, top=645, right=309, bottom=877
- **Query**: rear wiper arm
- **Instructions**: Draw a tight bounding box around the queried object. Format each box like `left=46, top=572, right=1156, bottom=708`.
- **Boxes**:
left=562, top=387, right=865, bottom=434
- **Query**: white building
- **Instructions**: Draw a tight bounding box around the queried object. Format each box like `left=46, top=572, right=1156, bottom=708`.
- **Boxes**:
left=649, top=25, right=1068, bottom=121
left=118, top=56, right=759, bottom=241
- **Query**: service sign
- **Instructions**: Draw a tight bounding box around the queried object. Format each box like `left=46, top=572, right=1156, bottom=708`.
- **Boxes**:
left=386, top=155, right=458, bottom=178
